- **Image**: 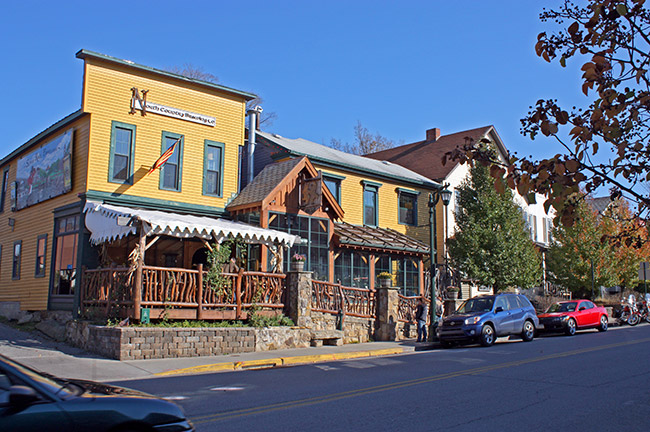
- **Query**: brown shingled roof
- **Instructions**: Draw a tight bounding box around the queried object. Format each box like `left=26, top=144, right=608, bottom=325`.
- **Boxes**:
left=226, top=158, right=303, bottom=210
left=334, top=222, right=429, bottom=255
left=366, top=126, right=493, bottom=181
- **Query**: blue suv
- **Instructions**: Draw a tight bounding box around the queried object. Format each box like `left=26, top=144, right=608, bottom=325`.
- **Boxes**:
left=438, top=293, right=539, bottom=347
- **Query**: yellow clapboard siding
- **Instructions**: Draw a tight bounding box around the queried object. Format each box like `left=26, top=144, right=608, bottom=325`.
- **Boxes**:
left=317, top=165, right=444, bottom=255
left=0, top=117, right=90, bottom=310
left=83, top=59, right=247, bottom=208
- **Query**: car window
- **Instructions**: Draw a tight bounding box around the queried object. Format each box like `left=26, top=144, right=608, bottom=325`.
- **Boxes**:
left=506, top=296, right=521, bottom=310
left=457, top=297, right=494, bottom=313
left=517, top=295, right=533, bottom=309
left=561, top=302, right=577, bottom=312
left=494, top=296, right=508, bottom=311
left=0, top=371, right=14, bottom=406
left=581, top=301, right=595, bottom=310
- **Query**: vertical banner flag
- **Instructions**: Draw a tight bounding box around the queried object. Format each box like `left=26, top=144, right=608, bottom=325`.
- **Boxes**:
left=147, top=138, right=180, bottom=175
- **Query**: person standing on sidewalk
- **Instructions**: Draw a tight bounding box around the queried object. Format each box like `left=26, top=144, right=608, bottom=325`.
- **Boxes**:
left=415, top=298, right=428, bottom=342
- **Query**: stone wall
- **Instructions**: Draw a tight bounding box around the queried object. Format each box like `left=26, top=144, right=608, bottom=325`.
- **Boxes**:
left=66, top=321, right=310, bottom=360
left=311, top=311, right=374, bottom=343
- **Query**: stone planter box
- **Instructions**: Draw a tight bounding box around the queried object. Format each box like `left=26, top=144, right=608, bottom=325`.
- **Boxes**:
left=66, top=321, right=311, bottom=360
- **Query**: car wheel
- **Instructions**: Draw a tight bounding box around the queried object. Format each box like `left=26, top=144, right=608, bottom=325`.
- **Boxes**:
left=598, top=315, right=608, bottom=332
left=628, top=313, right=640, bottom=326
left=479, top=324, right=495, bottom=347
left=521, top=320, right=535, bottom=342
left=565, top=318, right=577, bottom=336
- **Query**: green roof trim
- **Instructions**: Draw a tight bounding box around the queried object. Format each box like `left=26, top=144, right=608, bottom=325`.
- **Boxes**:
left=361, top=180, right=383, bottom=189
left=76, top=49, right=257, bottom=101
left=0, top=110, right=88, bottom=168
left=83, top=190, right=227, bottom=217
left=397, top=187, right=421, bottom=196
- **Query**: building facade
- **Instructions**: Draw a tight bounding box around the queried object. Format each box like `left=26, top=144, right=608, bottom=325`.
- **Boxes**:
left=0, top=50, right=295, bottom=315
left=231, top=131, right=443, bottom=296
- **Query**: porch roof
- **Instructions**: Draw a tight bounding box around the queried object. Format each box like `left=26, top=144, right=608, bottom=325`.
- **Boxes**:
left=83, top=201, right=301, bottom=246
left=333, top=222, right=430, bottom=255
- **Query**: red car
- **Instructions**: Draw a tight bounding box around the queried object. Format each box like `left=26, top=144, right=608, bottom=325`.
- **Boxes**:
left=537, top=299, right=609, bottom=336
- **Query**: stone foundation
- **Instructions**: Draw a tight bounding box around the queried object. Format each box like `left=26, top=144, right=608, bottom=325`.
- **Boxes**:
left=66, top=321, right=311, bottom=360
left=311, top=311, right=374, bottom=343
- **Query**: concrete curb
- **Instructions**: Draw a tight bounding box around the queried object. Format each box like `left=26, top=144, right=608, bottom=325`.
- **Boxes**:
left=155, top=347, right=406, bottom=376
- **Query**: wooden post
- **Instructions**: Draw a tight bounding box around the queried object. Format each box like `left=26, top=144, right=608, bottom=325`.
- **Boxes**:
left=133, top=223, right=146, bottom=321
left=107, top=264, right=114, bottom=317
left=236, top=268, right=243, bottom=319
left=197, top=264, right=204, bottom=320
left=79, top=266, right=87, bottom=316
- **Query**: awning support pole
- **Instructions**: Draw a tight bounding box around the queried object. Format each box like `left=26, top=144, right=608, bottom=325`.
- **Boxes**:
left=134, top=223, right=146, bottom=321
left=144, top=235, right=160, bottom=251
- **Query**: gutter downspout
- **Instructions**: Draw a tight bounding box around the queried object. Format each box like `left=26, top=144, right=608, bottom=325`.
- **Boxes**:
left=247, top=106, right=263, bottom=184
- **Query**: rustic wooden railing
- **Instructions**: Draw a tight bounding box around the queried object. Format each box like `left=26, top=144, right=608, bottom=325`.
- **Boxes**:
left=312, top=280, right=375, bottom=319
left=397, top=294, right=428, bottom=323
left=81, top=266, right=133, bottom=318
left=81, top=265, right=286, bottom=321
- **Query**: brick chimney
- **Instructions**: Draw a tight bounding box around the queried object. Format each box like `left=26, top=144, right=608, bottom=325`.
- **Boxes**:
left=426, top=128, right=441, bottom=142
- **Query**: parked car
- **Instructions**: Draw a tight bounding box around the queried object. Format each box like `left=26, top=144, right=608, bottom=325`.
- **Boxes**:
left=537, top=299, right=608, bottom=335
left=0, top=354, right=194, bottom=432
left=438, top=293, right=539, bottom=347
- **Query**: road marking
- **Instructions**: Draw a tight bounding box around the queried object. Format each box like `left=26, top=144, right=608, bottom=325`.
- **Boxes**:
left=191, top=336, right=650, bottom=425
left=314, top=365, right=338, bottom=371
left=164, top=396, right=188, bottom=401
left=211, top=386, right=245, bottom=391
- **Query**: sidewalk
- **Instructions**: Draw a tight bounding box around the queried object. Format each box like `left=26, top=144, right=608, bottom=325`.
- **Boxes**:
left=0, top=323, right=428, bottom=383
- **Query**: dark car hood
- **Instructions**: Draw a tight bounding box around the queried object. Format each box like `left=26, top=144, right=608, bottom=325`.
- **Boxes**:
left=68, top=379, right=156, bottom=398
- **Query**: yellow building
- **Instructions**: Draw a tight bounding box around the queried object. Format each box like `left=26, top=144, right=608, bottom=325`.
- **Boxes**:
left=228, top=131, right=444, bottom=296
left=0, top=50, right=298, bottom=315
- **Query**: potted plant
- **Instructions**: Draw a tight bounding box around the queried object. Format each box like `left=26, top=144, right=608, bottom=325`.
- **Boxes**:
left=446, top=286, right=459, bottom=299
left=377, top=272, right=392, bottom=288
left=290, top=253, right=306, bottom=272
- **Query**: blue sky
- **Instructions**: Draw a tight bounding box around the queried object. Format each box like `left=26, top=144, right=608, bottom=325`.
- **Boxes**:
left=1, top=0, right=582, bottom=163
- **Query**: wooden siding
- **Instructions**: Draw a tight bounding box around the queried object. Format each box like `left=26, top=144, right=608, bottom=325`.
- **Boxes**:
left=82, top=58, right=247, bottom=209
left=0, top=117, right=90, bottom=310
left=316, top=165, right=444, bottom=257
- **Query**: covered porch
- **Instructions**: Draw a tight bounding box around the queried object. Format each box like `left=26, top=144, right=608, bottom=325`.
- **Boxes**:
left=80, top=201, right=300, bottom=322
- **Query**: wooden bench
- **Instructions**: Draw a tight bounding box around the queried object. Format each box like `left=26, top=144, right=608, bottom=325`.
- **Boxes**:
left=310, top=330, right=344, bottom=347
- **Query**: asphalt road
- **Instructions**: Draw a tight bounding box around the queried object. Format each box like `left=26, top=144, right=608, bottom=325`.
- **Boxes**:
left=115, top=325, right=650, bottom=432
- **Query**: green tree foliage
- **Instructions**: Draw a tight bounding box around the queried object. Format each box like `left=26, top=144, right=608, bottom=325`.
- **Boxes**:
left=448, top=161, right=542, bottom=291
left=547, top=200, right=618, bottom=295
left=548, top=197, right=650, bottom=296
left=446, top=0, right=650, bottom=230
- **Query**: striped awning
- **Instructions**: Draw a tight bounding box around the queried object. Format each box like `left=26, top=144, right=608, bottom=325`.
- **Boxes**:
left=83, top=201, right=301, bottom=246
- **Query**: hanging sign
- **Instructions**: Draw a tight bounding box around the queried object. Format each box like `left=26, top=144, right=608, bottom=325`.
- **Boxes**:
left=301, top=174, right=322, bottom=214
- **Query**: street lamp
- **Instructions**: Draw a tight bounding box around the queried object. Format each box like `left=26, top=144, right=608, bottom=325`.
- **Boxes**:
left=429, top=184, right=452, bottom=341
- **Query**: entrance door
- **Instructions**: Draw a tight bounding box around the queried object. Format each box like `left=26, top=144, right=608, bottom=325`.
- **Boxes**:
left=49, top=215, right=79, bottom=310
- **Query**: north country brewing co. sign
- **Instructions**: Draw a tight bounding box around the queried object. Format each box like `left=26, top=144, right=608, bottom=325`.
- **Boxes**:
left=130, top=88, right=216, bottom=127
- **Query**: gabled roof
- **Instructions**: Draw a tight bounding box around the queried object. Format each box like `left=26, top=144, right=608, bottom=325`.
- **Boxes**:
left=256, top=131, right=440, bottom=190
left=228, top=158, right=303, bottom=210
left=365, top=126, right=497, bottom=182
left=76, top=49, right=257, bottom=101
left=334, top=222, right=429, bottom=255
left=226, top=156, right=344, bottom=219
